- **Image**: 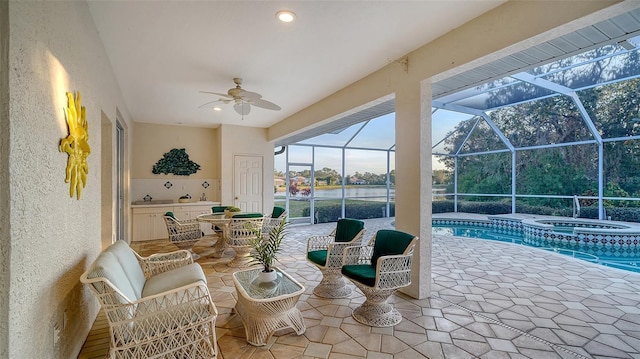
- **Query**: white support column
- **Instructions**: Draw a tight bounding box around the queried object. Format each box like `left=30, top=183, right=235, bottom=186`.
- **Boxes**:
left=395, top=78, right=431, bottom=299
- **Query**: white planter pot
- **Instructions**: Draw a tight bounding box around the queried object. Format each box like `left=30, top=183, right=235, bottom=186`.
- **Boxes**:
left=257, top=270, right=278, bottom=283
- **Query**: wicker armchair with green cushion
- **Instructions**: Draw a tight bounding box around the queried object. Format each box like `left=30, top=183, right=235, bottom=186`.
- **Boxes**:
left=341, top=229, right=418, bottom=327
left=306, top=218, right=365, bottom=298
left=163, top=213, right=203, bottom=260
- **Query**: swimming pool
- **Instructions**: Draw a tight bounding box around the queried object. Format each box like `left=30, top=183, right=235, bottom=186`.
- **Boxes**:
left=432, top=223, right=640, bottom=273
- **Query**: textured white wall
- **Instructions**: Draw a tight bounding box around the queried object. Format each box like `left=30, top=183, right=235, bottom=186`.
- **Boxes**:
left=6, top=2, right=131, bottom=358
left=0, top=2, right=10, bottom=358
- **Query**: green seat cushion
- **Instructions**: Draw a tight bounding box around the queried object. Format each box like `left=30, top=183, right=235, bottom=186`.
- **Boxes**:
left=335, top=218, right=364, bottom=242
left=371, top=229, right=416, bottom=268
left=211, top=206, right=228, bottom=213
left=232, top=212, right=263, bottom=218
left=342, top=264, right=376, bottom=287
left=165, top=211, right=175, bottom=218
left=271, top=206, right=286, bottom=218
left=307, top=250, right=328, bottom=266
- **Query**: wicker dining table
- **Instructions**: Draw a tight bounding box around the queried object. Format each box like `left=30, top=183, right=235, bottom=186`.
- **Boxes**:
left=196, top=213, right=231, bottom=258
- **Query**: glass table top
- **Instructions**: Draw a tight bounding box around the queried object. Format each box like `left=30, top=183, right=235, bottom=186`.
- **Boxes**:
left=232, top=267, right=304, bottom=300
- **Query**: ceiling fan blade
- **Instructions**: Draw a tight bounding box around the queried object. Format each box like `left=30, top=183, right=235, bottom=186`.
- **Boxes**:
left=234, top=102, right=251, bottom=116
left=238, top=90, right=262, bottom=100
left=249, top=98, right=281, bottom=111
left=198, top=100, right=222, bottom=109
left=200, top=91, right=233, bottom=99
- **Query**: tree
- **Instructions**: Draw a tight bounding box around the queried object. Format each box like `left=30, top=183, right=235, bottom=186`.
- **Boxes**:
left=442, top=54, right=640, bottom=208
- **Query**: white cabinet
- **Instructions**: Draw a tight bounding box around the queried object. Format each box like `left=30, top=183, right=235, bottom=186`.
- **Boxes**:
left=131, top=202, right=219, bottom=241
left=173, top=205, right=215, bottom=235
left=132, top=207, right=169, bottom=242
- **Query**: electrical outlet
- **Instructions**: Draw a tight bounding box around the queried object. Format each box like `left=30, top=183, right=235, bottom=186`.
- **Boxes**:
left=53, top=323, right=61, bottom=345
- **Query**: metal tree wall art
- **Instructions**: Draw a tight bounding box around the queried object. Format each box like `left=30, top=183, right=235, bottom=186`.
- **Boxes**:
left=152, top=148, right=201, bottom=176
left=60, top=91, right=90, bottom=200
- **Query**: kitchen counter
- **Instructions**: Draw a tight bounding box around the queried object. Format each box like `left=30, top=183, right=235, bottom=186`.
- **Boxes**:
left=131, top=200, right=220, bottom=208
left=131, top=201, right=221, bottom=241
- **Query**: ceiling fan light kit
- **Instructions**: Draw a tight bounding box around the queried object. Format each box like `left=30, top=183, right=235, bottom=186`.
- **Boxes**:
left=199, top=77, right=281, bottom=118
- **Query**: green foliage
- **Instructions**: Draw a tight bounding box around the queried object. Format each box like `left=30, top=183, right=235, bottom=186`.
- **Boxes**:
left=432, top=170, right=451, bottom=185
left=152, top=148, right=201, bottom=176
left=302, top=201, right=395, bottom=223
left=580, top=206, right=640, bottom=222
left=432, top=201, right=454, bottom=213
left=248, top=217, right=288, bottom=272
left=442, top=72, right=640, bottom=208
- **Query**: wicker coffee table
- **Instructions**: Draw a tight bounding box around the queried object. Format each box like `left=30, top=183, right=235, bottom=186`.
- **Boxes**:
left=232, top=267, right=306, bottom=346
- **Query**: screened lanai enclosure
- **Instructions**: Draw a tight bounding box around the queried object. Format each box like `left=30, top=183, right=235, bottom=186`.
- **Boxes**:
left=276, top=10, right=640, bottom=223
left=274, top=106, right=396, bottom=224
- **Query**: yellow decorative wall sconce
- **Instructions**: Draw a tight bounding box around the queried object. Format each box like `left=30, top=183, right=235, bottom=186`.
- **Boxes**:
left=60, top=91, right=90, bottom=199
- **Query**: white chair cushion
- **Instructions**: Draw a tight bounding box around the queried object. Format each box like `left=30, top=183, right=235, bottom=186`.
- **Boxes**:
left=106, top=241, right=147, bottom=299
left=141, top=263, right=207, bottom=298
left=86, top=251, right=138, bottom=303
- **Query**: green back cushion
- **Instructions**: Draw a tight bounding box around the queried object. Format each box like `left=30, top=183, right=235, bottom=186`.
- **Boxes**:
left=271, top=206, right=286, bottom=218
left=335, top=218, right=364, bottom=243
left=211, top=206, right=228, bottom=213
left=370, top=229, right=415, bottom=268
left=341, top=264, right=376, bottom=287
left=232, top=212, right=263, bottom=218
left=165, top=211, right=175, bottom=218
left=307, top=250, right=328, bottom=266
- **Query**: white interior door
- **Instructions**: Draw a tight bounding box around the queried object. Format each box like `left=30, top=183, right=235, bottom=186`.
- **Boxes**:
left=234, top=155, right=263, bottom=212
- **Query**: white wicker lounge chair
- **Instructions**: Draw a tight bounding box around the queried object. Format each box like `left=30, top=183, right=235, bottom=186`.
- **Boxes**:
left=341, top=229, right=418, bottom=327
left=306, top=218, right=365, bottom=298
left=163, top=212, right=202, bottom=260
left=80, top=240, right=218, bottom=359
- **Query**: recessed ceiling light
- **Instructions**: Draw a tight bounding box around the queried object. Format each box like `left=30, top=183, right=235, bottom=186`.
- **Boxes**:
left=276, top=10, right=295, bottom=23
left=213, top=107, right=222, bottom=111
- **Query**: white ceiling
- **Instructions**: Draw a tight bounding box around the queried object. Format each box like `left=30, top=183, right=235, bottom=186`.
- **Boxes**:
left=88, top=1, right=504, bottom=129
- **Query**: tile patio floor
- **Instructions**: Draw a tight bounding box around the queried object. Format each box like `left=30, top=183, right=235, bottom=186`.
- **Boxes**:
left=78, top=217, right=640, bottom=358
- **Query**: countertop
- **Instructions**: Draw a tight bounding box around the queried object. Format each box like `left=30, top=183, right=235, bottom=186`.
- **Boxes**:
left=131, top=200, right=220, bottom=208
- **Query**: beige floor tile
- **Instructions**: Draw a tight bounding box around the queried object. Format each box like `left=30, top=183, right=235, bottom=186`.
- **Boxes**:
left=79, top=217, right=640, bottom=359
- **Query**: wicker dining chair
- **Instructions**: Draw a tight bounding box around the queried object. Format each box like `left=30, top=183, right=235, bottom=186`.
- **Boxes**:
left=262, top=206, right=288, bottom=239
left=341, top=229, right=418, bottom=327
left=163, top=212, right=203, bottom=260
left=226, top=214, right=264, bottom=267
left=210, top=206, right=230, bottom=238
left=306, top=218, right=365, bottom=298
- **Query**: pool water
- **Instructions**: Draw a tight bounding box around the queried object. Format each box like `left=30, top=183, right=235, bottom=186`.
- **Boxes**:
left=432, top=224, right=640, bottom=273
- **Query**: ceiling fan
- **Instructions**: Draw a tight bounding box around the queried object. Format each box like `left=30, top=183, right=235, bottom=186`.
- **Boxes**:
left=199, top=78, right=281, bottom=116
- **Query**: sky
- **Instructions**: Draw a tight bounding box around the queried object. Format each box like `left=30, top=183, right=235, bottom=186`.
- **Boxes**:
left=274, top=111, right=471, bottom=175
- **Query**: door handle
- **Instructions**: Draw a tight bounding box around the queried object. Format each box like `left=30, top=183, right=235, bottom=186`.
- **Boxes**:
left=235, top=197, right=239, bottom=200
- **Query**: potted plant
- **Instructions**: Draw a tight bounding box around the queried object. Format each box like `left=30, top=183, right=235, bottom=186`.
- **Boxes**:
left=249, top=217, right=288, bottom=282
left=224, top=206, right=242, bottom=218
